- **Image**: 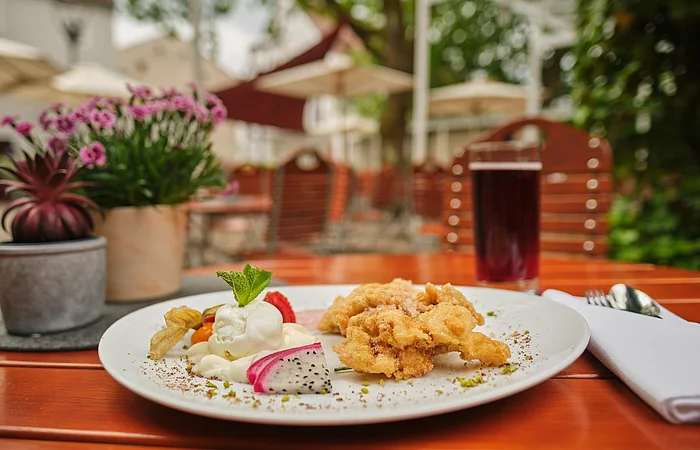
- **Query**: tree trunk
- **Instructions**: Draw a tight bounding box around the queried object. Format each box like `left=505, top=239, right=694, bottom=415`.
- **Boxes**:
left=380, top=0, right=414, bottom=215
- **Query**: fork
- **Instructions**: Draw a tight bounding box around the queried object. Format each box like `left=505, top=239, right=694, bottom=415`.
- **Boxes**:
left=584, top=289, right=614, bottom=309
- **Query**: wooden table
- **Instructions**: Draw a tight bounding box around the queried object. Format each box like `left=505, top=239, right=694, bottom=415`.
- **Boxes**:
left=186, top=195, right=272, bottom=265
left=2, top=253, right=699, bottom=449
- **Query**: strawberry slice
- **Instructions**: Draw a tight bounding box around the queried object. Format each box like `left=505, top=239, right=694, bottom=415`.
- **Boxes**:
left=263, top=291, right=296, bottom=323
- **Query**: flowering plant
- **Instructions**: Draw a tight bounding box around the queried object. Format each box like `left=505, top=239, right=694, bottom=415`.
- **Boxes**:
left=0, top=117, right=100, bottom=243
left=38, top=84, right=227, bottom=208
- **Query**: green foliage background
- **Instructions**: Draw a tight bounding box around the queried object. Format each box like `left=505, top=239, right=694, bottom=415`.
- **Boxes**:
left=572, top=0, right=700, bottom=269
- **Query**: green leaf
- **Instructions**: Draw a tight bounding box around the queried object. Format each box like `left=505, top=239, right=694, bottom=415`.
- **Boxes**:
left=216, top=270, right=234, bottom=288
left=215, top=265, right=272, bottom=307
left=242, top=264, right=273, bottom=306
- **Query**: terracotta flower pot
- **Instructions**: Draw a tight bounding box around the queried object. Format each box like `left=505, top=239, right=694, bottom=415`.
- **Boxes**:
left=93, top=205, right=187, bottom=302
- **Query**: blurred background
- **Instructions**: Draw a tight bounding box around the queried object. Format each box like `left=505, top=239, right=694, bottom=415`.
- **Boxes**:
left=1, top=0, right=698, bottom=271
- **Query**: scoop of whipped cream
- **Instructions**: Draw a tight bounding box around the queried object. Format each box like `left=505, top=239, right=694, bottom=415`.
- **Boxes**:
left=208, top=300, right=285, bottom=360
left=187, top=300, right=317, bottom=383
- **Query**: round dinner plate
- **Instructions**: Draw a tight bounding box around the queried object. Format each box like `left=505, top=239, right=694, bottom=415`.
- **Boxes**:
left=99, top=285, right=589, bottom=426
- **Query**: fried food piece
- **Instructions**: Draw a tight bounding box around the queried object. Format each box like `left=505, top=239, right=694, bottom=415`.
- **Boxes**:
left=318, top=279, right=423, bottom=335
left=319, top=280, right=485, bottom=335
left=332, top=306, right=434, bottom=380
left=415, top=303, right=510, bottom=366
left=331, top=284, right=510, bottom=379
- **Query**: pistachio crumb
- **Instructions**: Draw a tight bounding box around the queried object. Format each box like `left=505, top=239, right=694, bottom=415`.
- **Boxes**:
left=455, top=375, right=485, bottom=388
left=205, top=380, right=217, bottom=389
left=223, top=390, right=237, bottom=399
left=281, top=395, right=290, bottom=402
left=487, top=311, right=496, bottom=317
left=223, top=381, right=231, bottom=388
left=525, top=355, right=533, bottom=361
left=362, top=381, right=370, bottom=387
left=321, top=388, right=328, bottom=394
left=206, top=389, right=217, bottom=398
left=361, top=387, right=369, bottom=394
left=501, top=363, right=517, bottom=375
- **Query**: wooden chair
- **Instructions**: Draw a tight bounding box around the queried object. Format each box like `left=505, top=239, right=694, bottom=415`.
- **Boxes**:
left=266, top=149, right=334, bottom=255
left=443, top=117, right=613, bottom=257
left=230, top=164, right=273, bottom=195
left=328, top=163, right=353, bottom=224
left=372, top=166, right=401, bottom=211
left=412, top=160, right=446, bottom=220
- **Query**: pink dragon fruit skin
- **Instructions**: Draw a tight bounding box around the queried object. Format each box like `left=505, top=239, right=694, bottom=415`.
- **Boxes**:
left=252, top=342, right=332, bottom=395
left=247, top=347, right=301, bottom=384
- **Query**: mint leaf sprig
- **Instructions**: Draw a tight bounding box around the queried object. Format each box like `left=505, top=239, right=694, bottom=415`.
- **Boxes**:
left=216, top=264, right=272, bottom=307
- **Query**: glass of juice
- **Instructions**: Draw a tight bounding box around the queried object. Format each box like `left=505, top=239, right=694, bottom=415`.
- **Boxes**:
left=469, top=141, right=541, bottom=292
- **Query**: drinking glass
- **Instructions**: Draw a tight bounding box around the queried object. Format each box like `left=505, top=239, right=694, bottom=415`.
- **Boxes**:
left=469, top=141, right=541, bottom=292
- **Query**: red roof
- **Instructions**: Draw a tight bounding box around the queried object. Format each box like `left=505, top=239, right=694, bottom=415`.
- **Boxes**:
left=215, top=23, right=344, bottom=131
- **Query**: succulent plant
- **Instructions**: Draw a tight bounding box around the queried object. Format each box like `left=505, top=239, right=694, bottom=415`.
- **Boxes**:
left=0, top=149, right=100, bottom=243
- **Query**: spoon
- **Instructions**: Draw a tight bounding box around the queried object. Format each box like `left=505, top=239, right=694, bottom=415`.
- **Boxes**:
left=608, top=284, right=662, bottom=318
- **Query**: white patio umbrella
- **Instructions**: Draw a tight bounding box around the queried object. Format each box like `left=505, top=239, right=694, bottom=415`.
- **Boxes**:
left=429, top=78, right=529, bottom=117
left=257, top=53, right=412, bottom=162
left=6, top=62, right=151, bottom=105
left=0, top=37, right=62, bottom=91
left=256, top=53, right=413, bottom=99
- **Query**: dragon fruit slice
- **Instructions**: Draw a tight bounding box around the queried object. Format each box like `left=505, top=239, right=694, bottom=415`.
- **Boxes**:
left=252, top=342, right=332, bottom=395
left=247, top=348, right=298, bottom=384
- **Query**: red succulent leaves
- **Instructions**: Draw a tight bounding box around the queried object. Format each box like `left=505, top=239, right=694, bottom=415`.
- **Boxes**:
left=0, top=149, right=101, bottom=243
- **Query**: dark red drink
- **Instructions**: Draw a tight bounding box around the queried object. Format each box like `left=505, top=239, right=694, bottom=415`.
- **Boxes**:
left=470, top=162, right=540, bottom=286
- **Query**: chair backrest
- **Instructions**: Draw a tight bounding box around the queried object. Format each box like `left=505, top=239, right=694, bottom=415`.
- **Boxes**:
left=267, top=149, right=334, bottom=251
left=230, top=164, right=273, bottom=195
left=328, top=163, right=354, bottom=224
left=372, top=166, right=400, bottom=210
left=443, top=116, right=614, bottom=257
left=412, top=160, right=446, bottom=219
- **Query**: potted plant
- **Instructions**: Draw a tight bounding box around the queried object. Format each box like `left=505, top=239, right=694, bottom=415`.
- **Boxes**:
left=0, top=117, right=106, bottom=335
left=39, top=85, right=227, bottom=301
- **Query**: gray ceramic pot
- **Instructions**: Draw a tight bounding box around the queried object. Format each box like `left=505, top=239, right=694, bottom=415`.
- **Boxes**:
left=0, top=236, right=107, bottom=335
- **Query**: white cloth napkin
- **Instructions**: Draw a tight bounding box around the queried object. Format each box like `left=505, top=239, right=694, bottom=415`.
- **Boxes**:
left=541, top=289, right=700, bottom=424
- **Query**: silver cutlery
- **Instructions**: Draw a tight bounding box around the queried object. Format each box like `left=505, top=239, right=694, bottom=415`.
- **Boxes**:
left=584, top=284, right=662, bottom=318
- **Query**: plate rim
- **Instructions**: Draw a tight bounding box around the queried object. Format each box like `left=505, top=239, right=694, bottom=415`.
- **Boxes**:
left=99, top=284, right=590, bottom=426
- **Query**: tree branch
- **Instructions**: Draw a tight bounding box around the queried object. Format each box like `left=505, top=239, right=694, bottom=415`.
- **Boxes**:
left=322, top=1, right=385, bottom=61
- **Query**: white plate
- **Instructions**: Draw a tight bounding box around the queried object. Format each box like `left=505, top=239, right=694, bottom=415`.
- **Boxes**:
left=99, top=285, right=589, bottom=426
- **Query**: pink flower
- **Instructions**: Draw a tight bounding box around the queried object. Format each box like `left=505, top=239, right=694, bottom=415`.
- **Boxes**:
left=84, top=97, right=102, bottom=110
left=0, top=115, right=18, bottom=126
left=206, top=93, right=223, bottom=107
left=107, top=96, right=125, bottom=106
left=129, top=105, right=151, bottom=121
left=15, top=122, right=34, bottom=136
left=47, top=136, right=67, bottom=153
left=161, top=87, right=182, bottom=98
left=49, top=102, right=64, bottom=112
left=127, top=84, right=152, bottom=99
left=223, top=180, right=239, bottom=196
left=55, top=115, right=76, bottom=134
left=210, top=104, right=227, bottom=126
left=79, top=141, right=107, bottom=168
left=146, top=100, right=169, bottom=114
left=171, top=95, right=194, bottom=112
left=193, top=104, right=210, bottom=123
left=90, top=109, right=117, bottom=128
left=69, top=108, right=90, bottom=125
left=39, top=111, right=53, bottom=131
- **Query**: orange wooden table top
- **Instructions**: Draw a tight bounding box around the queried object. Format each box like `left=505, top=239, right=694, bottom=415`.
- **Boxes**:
left=186, top=194, right=272, bottom=215
left=2, top=253, right=699, bottom=449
